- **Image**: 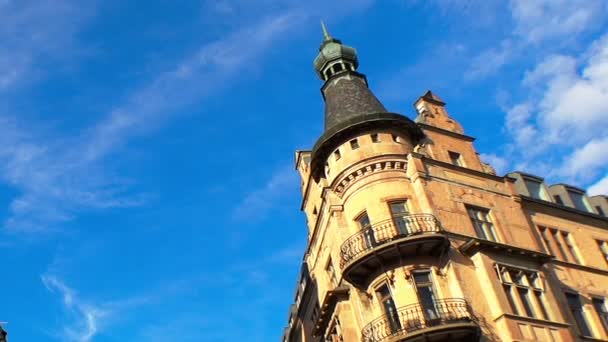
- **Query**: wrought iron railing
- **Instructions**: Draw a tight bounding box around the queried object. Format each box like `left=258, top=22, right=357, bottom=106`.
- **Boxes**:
left=362, top=298, right=475, bottom=342
left=340, top=213, right=443, bottom=268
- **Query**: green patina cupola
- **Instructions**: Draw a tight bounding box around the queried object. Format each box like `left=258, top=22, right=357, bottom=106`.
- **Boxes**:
left=313, top=22, right=359, bottom=80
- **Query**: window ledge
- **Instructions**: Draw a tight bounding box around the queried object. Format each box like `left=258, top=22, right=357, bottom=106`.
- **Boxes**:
left=551, top=259, right=608, bottom=276
left=580, top=336, right=607, bottom=342
left=494, top=313, right=571, bottom=328
left=458, top=237, right=553, bottom=264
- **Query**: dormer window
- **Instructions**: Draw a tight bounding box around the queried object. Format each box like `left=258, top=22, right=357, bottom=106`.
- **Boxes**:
left=524, top=178, right=549, bottom=200
left=569, top=191, right=591, bottom=212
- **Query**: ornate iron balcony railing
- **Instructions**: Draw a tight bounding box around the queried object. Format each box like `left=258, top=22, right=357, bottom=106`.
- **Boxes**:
left=340, top=213, right=443, bottom=268
left=362, top=298, right=476, bottom=342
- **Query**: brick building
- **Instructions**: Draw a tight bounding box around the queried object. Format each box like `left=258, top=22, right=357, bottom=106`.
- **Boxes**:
left=282, top=25, right=608, bottom=342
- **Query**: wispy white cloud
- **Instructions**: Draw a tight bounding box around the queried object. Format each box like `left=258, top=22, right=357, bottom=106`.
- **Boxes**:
left=0, top=0, right=94, bottom=90
left=42, top=275, right=107, bottom=342
left=232, top=165, right=299, bottom=220
left=0, top=10, right=304, bottom=232
left=42, top=274, right=150, bottom=342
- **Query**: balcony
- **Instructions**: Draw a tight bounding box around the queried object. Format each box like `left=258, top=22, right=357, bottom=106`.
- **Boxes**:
left=340, top=214, right=448, bottom=288
left=362, top=298, right=479, bottom=342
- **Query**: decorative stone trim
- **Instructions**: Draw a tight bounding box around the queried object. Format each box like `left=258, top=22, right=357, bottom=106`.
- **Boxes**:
left=332, top=158, right=408, bottom=197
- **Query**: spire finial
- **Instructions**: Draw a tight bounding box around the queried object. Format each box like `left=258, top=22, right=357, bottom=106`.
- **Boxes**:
left=321, top=20, right=332, bottom=41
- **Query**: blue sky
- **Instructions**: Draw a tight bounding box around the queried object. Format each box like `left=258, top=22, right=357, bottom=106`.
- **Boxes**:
left=1, top=0, right=607, bottom=341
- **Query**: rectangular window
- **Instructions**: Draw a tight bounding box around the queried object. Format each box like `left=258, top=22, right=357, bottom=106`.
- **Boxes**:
left=448, top=151, right=464, bottom=167
left=497, top=265, right=549, bottom=320
left=517, top=287, right=535, bottom=317
left=357, top=211, right=375, bottom=248
left=466, top=206, right=499, bottom=242
left=524, top=179, right=548, bottom=200
left=565, top=292, right=592, bottom=337
left=540, top=228, right=581, bottom=264
left=413, top=270, right=438, bottom=320
left=592, top=297, right=608, bottom=335
left=326, top=258, right=337, bottom=286
left=377, top=284, right=401, bottom=333
left=371, top=133, right=380, bottom=143
left=596, top=206, right=606, bottom=217
left=538, top=226, right=556, bottom=256
left=350, top=139, right=359, bottom=149
left=389, top=200, right=410, bottom=235
left=562, top=232, right=581, bottom=264
left=597, top=240, right=608, bottom=267
left=554, top=195, right=564, bottom=205
left=569, top=191, right=591, bottom=212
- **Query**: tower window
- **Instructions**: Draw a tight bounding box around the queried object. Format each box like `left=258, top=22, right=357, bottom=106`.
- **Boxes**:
left=392, top=134, right=400, bottom=143
left=448, top=151, right=464, bottom=167
left=371, top=134, right=380, bottom=143
left=334, top=149, right=341, bottom=160
left=333, top=63, right=343, bottom=73
left=350, top=139, right=359, bottom=149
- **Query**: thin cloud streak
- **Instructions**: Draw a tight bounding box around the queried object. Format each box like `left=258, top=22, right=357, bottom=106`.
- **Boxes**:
left=0, top=11, right=304, bottom=232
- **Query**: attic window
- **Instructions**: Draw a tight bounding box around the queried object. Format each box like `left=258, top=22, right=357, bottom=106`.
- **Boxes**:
left=371, top=134, right=380, bottom=143
left=350, top=139, right=359, bottom=149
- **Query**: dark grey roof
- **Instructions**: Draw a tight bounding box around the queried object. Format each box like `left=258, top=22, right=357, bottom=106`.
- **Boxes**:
left=322, top=73, right=387, bottom=131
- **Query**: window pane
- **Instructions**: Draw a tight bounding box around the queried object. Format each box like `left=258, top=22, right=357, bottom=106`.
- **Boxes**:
left=518, top=288, right=535, bottom=317
left=389, top=201, right=408, bottom=215
left=562, top=232, right=581, bottom=264
left=467, top=206, right=498, bottom=242
left=504, top=285, right=519, bottom=315
left=534, top=291, right=549, bottom=320
left=357, top=213, right=370, bottom=228
left=524, top=179, right=547, bottom=200
left=566, top=293, right=592, bottom=336
left=413, top=271, right=431, bottom=284
left=570, top=192, right=590, bottom=212
left=592, top=298, right=608, bottom=335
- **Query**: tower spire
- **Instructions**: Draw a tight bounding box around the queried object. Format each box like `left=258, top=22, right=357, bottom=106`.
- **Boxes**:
left=321, top=20, right=332, bottom=41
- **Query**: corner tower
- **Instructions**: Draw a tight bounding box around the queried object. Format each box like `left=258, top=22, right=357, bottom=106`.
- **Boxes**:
left=293, top=25, right=480, bottom=342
